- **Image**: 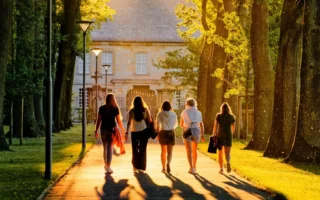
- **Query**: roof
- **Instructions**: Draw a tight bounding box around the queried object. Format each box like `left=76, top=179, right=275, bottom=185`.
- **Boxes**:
left=91, top=0, right=186, bottom=43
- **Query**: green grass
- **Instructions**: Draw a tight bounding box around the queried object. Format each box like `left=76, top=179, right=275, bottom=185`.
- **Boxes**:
left=198, top=140, right=320, bottom=200
left=0, top=124, right=95, bottom=200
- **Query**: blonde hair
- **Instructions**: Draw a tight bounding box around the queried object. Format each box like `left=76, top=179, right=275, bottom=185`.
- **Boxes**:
left=186, top=98, right=196, bottom=107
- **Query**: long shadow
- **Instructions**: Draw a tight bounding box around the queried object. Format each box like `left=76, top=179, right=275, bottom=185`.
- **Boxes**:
left=164, top=173, right=206, bottom=200
left=220, top=174, right=287, bottom=200
left=134, top=172, right=173, bottom=199
left=95, top=173, right=134, bottom=200
left=193, top=173, right=241, bottom=200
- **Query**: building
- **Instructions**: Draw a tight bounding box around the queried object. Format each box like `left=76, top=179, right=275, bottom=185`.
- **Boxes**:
left=72, top=0, right=188, bottom=123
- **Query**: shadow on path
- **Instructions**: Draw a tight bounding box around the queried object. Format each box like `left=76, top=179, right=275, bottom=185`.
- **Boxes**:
left=164, top=173, right=206, bottom=200
left=134, top=172, right=173, bottom=199
left=95, top=173, right=133, bottom=200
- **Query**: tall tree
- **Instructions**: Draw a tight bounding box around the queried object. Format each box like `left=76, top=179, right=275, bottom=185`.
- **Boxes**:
left=0, top=0, right=13, bottom=150
left=245, top=0, right=274, bottom=150
left=54, top=0, right=81, bottom=131
left=264, top=1, right=302, bottom=158
left=285, top=0, right=320, bottom=164
left=198, top=0, right=213, bottom=125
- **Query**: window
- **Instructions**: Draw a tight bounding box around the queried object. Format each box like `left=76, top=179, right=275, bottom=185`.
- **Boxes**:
left=79, top=88, right=88, bottom=108
left=136, top=53, right=147, bottom=74
left=102, top=52, right=113, bottom=74
left=175, top=90, right=181, bottom=109
left=107, top=89, right=113, bottom=93
left=78, top=54, right=90, bottom=74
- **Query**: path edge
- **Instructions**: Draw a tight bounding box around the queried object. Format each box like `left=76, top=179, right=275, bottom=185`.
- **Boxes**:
left=36, top=143, right=97, bottom=200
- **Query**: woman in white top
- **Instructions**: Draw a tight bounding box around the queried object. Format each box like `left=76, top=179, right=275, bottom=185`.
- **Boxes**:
left=126, top=96, right=152, bottom=172
left=156, top=101, right=178, bottom=173
left=180, top=98, right=205, bottom=174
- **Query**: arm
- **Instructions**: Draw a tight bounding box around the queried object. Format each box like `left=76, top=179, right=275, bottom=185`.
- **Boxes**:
left=212, top=120, right=218, bottom=136
left=126, top=110, right=132, bottom=134
left=180, top=117, right=184, bottom=128
left=156, top=113, right=160, bottom=132
left=95, top=114, right=102, bottom=139
left=231, top=123, right=235, bottom=134
left=146, top=109, right=152, bottom=123
left=116, top=114, right=125, bottom=134
left=200, top=122, right=205, bottom=142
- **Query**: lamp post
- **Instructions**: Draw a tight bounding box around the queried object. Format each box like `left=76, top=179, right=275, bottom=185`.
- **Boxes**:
left=102, top=64, right=111, bottom=95
left=91, top=48, right=102, bottom=123
left=76, top=20, right=93, bottom=150
left=45, top=0, right=53, bottom=180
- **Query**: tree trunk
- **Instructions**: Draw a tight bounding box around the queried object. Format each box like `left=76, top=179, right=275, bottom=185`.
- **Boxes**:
left=64, top=53, right=76, bottom=129
left=285, top=0, right=320, bottom=164
left=205, top=0, right=234, bottom=135
left=197, top=0, right=212, bottom=124
left=54, top=0, right=80, bottom=131
left=246, top=0, right=274, bottom=150
left=12, top=97, right=23, bottom=138
left=0, top=0, right=13, bottom=150
left=34, top=96, right=46, bottom=131
left=264, top=1, right=303, bottom=158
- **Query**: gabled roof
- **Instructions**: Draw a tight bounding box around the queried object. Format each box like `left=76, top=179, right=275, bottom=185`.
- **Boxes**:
left=91, top=0, right=186, bottom=43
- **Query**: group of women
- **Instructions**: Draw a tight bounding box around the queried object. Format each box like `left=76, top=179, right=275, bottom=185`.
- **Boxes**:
left=94, top=94, right=235, bottom=175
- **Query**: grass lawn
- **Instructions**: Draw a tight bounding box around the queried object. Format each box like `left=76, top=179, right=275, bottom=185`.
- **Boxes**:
left=198, top=140, right=320, bottom=200
left=0, top=124, right=95, bottom=200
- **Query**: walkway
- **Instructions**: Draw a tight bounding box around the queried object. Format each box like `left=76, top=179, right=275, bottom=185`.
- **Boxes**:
left=44, top=139, right=271, bottom=200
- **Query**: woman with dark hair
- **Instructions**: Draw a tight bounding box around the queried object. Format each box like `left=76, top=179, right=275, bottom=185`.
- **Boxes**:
left=95, top=93, right=125, bottom=173
left=212, top=102, right=236, bottom=174
left=126, top=96, right=152, bottom=172
left=156, top=101, right=178, bottom=173
left=180, top=98, right=205, bottom=174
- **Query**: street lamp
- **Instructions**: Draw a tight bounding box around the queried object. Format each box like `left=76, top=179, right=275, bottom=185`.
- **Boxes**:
left=91, top=48, right=102, bottom=124
left=102, top=64, right=111, bottom=95
left=76, top=20, right=93, bottom=150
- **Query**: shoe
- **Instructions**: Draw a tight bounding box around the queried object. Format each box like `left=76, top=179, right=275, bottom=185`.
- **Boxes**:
left=227, top=163, right=231, bottom=173
left=162, top=168, right=166, bottom=173
left=188, top=168, right=193, bottom=174
left=138, top=169, right=145, bottom=173
left=133, top=167, right=138, bottom=172
left=107, top=167, right=113, bottom=174
left=219, top=169, right=224, bottom=174
left=192, top=168, right=196, bottom=174
left=166, top=164, right=171, bottom=173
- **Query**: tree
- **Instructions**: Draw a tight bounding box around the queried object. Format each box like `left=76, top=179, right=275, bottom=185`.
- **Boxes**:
left=245, top=0, right=274, bottom=150
left=285, top=0, right=320, bottom=164
left=264, top=1, right=302, bottom=158
left=0, top=0, right=13, bottom=150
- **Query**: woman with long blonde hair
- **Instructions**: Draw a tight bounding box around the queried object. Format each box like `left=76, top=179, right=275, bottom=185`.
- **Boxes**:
left=212, top=102, right=236, bottom=174
left=95, top=93, right=125, bottom=173
left=126, top=96, right=152, bottom=172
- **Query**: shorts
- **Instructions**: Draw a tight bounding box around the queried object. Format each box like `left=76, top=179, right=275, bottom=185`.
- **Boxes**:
left=183, top=127, right=200, bottom=143
left=158, top=130, right=175, bottom=145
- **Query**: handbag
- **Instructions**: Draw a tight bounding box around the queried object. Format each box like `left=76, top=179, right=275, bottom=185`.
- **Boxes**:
left=207, top=136, right=218, bottom=154
left=145, top=116, right=158, bottom=139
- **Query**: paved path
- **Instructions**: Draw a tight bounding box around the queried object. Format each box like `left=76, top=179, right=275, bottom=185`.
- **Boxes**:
left=44, top=139, right=271, bottom=200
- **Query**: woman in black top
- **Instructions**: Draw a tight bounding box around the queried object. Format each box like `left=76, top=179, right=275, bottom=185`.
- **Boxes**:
left=212, top=102, right=235, bottom=174
left=126, top=96, right=152, bottom=172
left=95, top=94, right=125, bottom=173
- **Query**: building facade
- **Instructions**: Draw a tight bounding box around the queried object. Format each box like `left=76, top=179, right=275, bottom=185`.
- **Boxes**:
left=71, top=0, right=188, bottom=123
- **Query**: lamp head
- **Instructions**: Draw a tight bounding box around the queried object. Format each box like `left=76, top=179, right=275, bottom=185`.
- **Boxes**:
left=102, top=64, right=111, bottom=71
left=76, top=21, right=93, bottom=32
left=91, top=48, right=102, bottom=56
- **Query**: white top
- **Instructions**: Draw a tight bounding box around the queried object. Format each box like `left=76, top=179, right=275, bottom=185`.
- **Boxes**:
left=156, top=111, right=178, bottom=131
left=180, top=106, right=202, bottom=129
left=128, top=109, right=149, bottom=134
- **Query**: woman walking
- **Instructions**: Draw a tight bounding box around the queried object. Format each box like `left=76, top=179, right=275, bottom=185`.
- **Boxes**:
left=156, top=101, right=178, bottom=173
left=180, top=98, right=205, bottom=174
left=126, top=96, right=152, bottom=172
left=95, top=94, right=126, bottom=173
left=212, top=102, right=235, bottom=174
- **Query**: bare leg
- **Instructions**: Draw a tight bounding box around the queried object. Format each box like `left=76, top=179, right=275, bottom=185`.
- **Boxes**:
left=160, top=144, right=167, bottom=171
left=167, top=145, right=173, bottom=165
left=218, top=146, right=224, bottom=172
left=224, top=146, right=232, bottom=172
left=191, top=141, right=198, bottom=169
left=184, top=140, right=192, bottom=170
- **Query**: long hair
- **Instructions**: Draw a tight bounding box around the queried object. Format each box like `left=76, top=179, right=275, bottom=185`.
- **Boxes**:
left=130, top=96, right=149, bottom=121
left=105, top=93, right=122, bottom=120
left=159, top=101, right=172, bottom=112
left=220, top=102, right=233, bottom=115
